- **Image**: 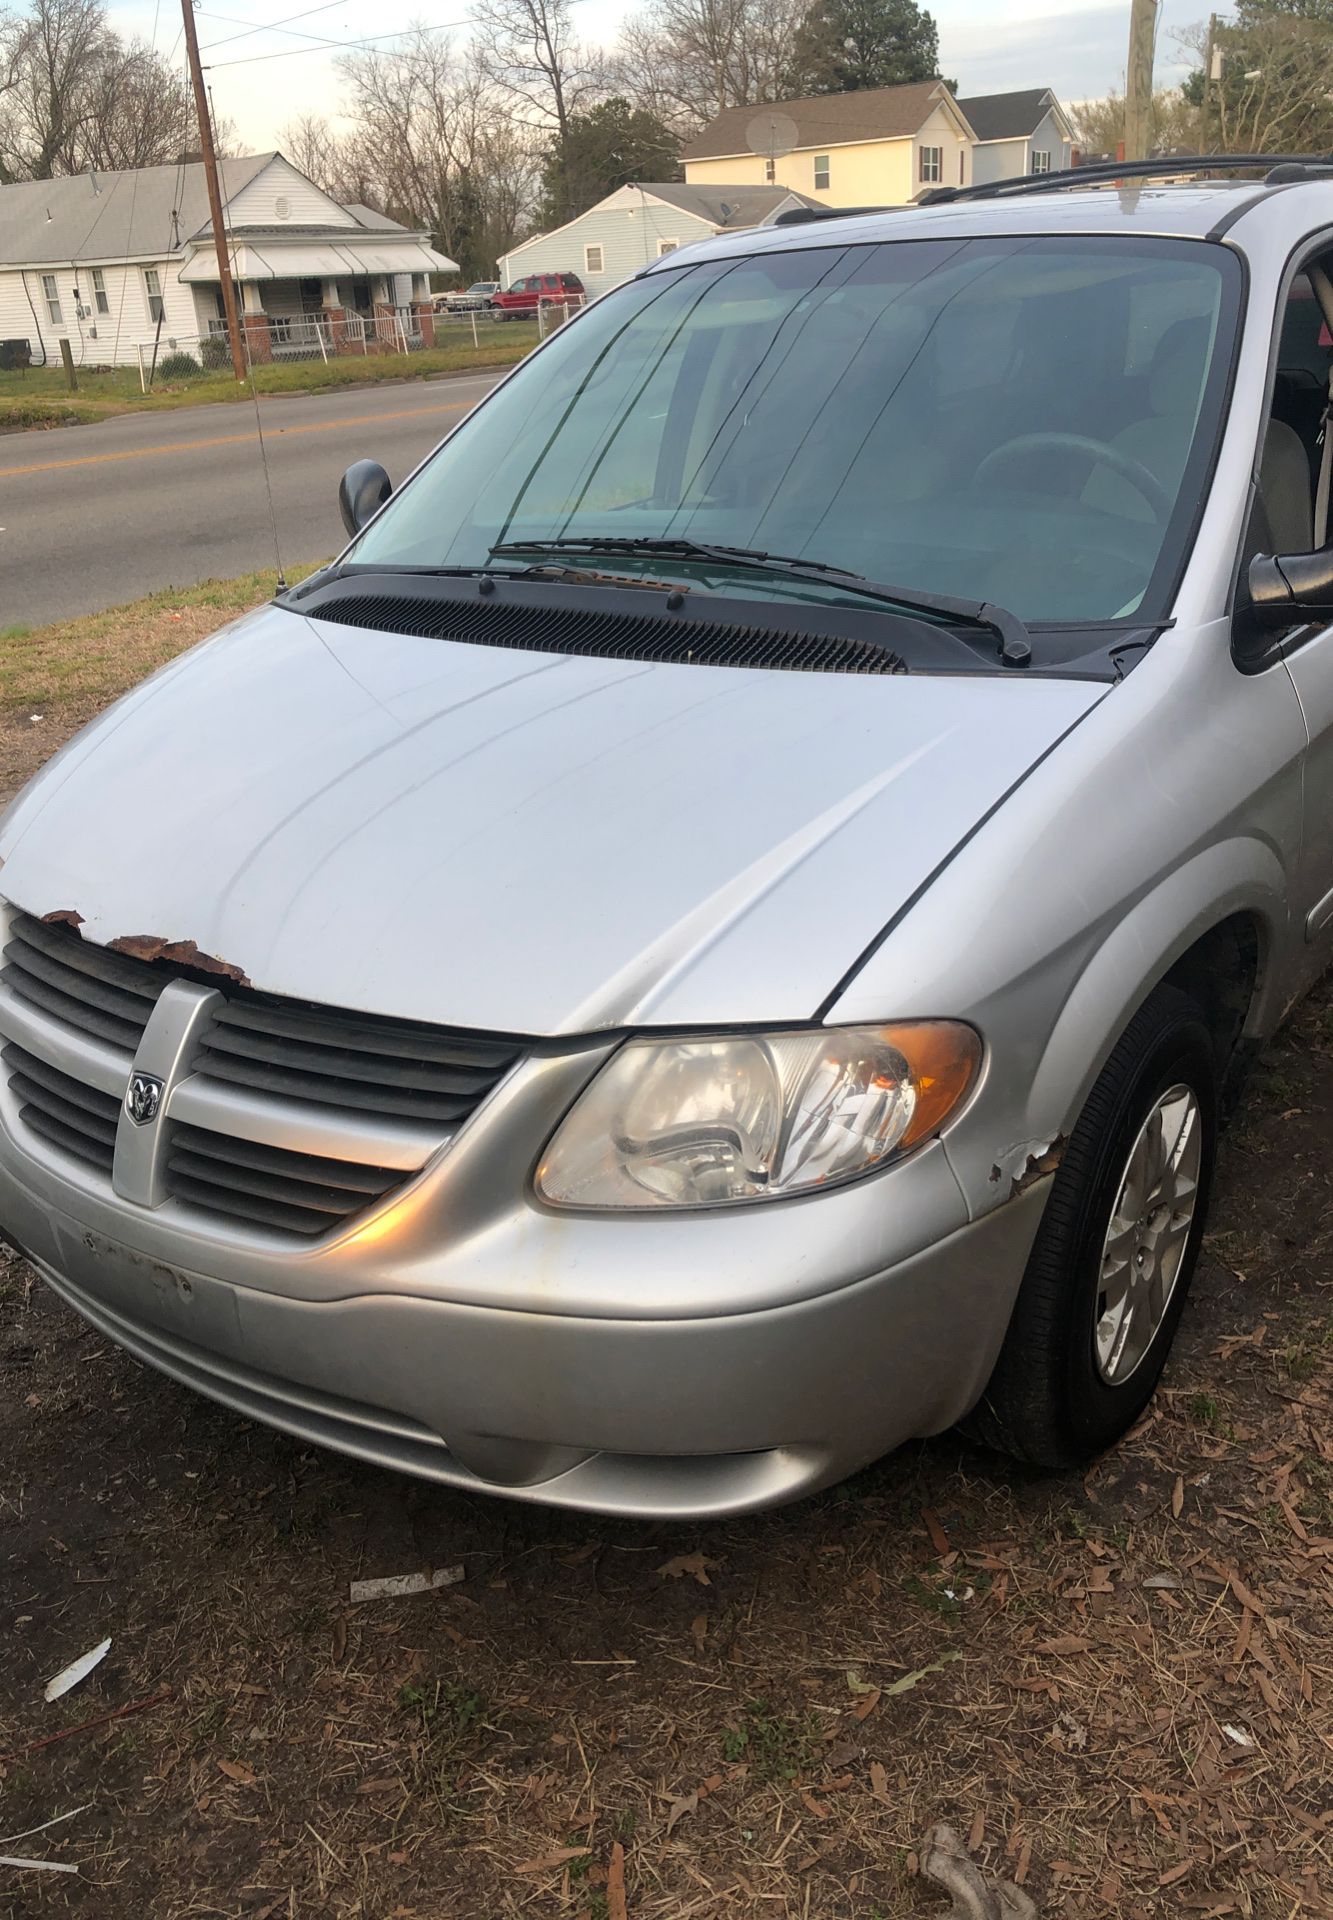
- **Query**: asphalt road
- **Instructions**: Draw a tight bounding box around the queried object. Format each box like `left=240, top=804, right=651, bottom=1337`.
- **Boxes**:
left=0, top=370, right=506, bottom=628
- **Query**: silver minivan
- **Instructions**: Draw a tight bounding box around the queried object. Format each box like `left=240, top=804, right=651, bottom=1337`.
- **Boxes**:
left=5, top=163, right=1333, bottom=1517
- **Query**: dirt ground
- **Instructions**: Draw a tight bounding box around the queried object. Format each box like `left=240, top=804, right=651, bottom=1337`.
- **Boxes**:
left=1, top=588, right=1332, bottom=1919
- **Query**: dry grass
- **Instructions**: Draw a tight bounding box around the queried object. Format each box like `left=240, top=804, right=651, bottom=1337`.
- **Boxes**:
left=0, top=330, right=540, bottom=432
left=0, top=580, right=1331, bottom=1917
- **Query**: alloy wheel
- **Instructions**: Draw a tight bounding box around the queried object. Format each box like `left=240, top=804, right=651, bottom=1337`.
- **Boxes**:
left=1094, top=1082, right=1202, bottom=1386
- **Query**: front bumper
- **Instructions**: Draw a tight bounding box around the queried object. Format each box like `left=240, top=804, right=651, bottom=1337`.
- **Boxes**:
left=2, top=1105, right=1049, bottom=1517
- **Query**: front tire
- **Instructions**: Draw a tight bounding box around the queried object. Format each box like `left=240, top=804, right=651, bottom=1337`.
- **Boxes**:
left=969, top=984, right=1217, bottom=1467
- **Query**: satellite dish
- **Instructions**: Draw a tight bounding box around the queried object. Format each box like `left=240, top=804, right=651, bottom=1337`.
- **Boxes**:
left=746, top=110, right=799, bottom=165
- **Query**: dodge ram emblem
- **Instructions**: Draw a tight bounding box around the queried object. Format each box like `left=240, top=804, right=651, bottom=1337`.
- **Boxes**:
left=126, top=1071, right=164, bottom=1126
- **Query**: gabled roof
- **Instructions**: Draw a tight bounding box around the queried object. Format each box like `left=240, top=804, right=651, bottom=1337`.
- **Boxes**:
left=681, top=81, right=966, bottom=162
left=956, top=88, right=1065, bottom=143
left=0, top=153, right=274, bottom=266
left=638, top=182, right=823, bottom=228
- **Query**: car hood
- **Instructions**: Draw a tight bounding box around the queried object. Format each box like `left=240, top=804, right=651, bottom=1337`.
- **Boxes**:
left=0, top=603, right=1107, bottom=1035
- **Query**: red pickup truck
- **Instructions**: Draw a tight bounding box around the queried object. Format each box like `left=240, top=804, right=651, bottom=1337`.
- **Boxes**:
left=491, top=272, right=585, bottom=318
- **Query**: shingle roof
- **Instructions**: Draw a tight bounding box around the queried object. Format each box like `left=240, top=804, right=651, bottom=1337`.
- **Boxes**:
left=0, top=153, right=275, bottom=266
left=641, top=182, right=824, bottom=227
left=955, top=88, right=1057, bottom=142
left=681, top=81, right=957, bottom=162
left=344, top=203, right=408, bottom=231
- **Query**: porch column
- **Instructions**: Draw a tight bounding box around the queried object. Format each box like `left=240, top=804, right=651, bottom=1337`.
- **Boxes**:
left=373, top=277, right=397, bottom=351
left=240, top=280, right=272, bottom=364
left=322, top=277, right=351, bottom=352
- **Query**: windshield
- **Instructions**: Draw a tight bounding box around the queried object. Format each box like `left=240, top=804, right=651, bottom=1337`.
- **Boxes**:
left=348, top=235, right=1241, bottom=625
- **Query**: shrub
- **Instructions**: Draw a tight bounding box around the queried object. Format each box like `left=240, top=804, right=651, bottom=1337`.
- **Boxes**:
left=157, top=350, right=201, bottom=380
left=199, top=335, right=230, bottom=370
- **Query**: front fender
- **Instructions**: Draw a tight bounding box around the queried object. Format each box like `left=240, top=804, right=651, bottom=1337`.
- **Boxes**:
left=944, top=837, right=1286, bottom=1218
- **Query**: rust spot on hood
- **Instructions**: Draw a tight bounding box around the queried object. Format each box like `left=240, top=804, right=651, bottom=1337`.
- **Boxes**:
left=106, top=934, right=251, bottom=988
left=41, top=909, right=84, bottom=929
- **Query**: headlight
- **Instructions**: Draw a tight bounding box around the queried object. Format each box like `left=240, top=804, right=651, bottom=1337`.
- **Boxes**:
left=536, top=1022, right=981, bottom=1211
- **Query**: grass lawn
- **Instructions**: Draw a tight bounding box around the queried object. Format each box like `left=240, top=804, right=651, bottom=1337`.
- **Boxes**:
left=0, top=326, right=541, bottom=432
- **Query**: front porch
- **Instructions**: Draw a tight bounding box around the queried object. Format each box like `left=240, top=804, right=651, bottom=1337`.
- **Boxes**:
left=201, top=273, right=443, bottom=363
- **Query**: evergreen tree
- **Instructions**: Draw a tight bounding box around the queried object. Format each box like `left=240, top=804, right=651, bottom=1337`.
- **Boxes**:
left=540, top=96, right=680, bottom=225
left=787, top=0, right=941, bottom=96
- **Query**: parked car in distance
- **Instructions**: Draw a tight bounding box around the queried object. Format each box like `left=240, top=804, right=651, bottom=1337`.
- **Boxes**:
left=9, top=160, right=1333, bottom=1521
left=491, top=271, right=584, bottom=318
left=435, top=281, right=500, bottom=313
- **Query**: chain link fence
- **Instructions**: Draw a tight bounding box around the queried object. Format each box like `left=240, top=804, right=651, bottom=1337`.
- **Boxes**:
left=134, top=299, right=584, bottom=392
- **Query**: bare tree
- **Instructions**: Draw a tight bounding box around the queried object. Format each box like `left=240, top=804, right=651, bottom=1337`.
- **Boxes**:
left=1177, top=12, right=1333, bottom=154
left=472, top=0, right=601, bottom=144
left=0, top=0, right=203, bottom=179
left=609, top=0, right=806, bottom=135
left=280, top=110, right=381, bottom=207
left=73, top=36, right=196, bottom=171
left=0, top=0, right=106, bottom=179
left=337, top=30, right=540, bottom=276
left=1067, top=87, right=1202, bottom=158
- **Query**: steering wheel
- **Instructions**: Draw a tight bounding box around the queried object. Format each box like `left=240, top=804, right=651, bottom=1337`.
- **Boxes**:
left=973, top=431, right=1172, bottom=519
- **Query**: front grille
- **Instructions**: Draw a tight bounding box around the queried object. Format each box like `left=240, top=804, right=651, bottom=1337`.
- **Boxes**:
left=194, top=998, right=519, bottom=1125
left=305, top=591, right=908, bottom=676
left=2, top=913, right=161, bottom=1054
left=3, top=1040, right=119, bottom=1173
left=0, top=912, right=524, bottom=1240
left=166, top=1123, right=403, bottom=1238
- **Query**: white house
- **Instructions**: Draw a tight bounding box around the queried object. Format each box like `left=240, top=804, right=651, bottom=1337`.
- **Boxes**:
left=497, top=182, right=825, bottom=300
left=956, top=89, right=1076, bottom=184
left=0, top=150, right=457, bottom=369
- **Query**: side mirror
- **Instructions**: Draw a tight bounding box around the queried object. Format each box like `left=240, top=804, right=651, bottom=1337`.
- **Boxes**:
left=338, top=460, right=392, bottom=539
left=1247, top=549, right=1333, bottom=628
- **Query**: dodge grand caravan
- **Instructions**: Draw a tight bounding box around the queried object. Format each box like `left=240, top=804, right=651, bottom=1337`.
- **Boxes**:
left=6, top=160, right=1333, bottom=1518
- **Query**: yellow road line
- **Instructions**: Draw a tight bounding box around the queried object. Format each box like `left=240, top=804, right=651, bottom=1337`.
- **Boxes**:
left=0, top=397, right=474, bottom=480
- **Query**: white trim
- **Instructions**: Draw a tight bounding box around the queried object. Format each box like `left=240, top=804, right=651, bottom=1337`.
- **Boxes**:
left=584, top=241, right=605, bottom=273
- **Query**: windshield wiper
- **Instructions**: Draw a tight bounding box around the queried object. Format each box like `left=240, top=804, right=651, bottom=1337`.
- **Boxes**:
left=491, top=537, right=1032, bottom=667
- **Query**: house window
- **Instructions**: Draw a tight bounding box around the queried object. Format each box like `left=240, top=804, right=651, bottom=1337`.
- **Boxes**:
left=90, top=267, right=109, bottom=314
left=813, top=154, right=830, bottom=191
left=41, top=273, right=61, bottom=325
left=1031, top=150, right=1052, bottom=174
left=584, top=243, right=604, bottom=274
left=764, top=157, right=775, bottom=183
left=657, top=238, right=678, bottom=256
left=143, top=267, right=165, bottom=323
left=919, top=145, right=943, bottom=184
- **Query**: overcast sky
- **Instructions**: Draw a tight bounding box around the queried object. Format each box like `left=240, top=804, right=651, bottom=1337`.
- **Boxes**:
left=106, top=0, right=1208, bottom=154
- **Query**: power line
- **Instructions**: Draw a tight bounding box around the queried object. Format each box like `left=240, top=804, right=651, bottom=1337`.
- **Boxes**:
left=203, top=17, right=473, bottom=68
left=204, top=13, right=371, bottom=52
left=198, top=1, right=355, bottom=54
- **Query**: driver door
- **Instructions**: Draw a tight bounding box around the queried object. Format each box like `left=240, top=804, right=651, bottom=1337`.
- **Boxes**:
left=1266, top=260, right=1333, bottom=979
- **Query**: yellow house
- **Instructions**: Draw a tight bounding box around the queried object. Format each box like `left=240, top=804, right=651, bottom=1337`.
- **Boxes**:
left=681, top=80, right=977, bottom=208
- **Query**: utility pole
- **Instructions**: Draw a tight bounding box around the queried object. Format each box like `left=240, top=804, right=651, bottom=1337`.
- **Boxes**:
left=1202, top=12, right=1222, bottom=151
left=180, top=0, right=246, bottom=384
left=1124, top=0, right=1159, bottom=162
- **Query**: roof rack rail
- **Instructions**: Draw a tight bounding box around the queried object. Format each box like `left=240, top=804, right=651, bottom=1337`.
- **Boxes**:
left=770, top=203, right=891, bottom=226
left=918, top=152, right=1333, bottom=207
